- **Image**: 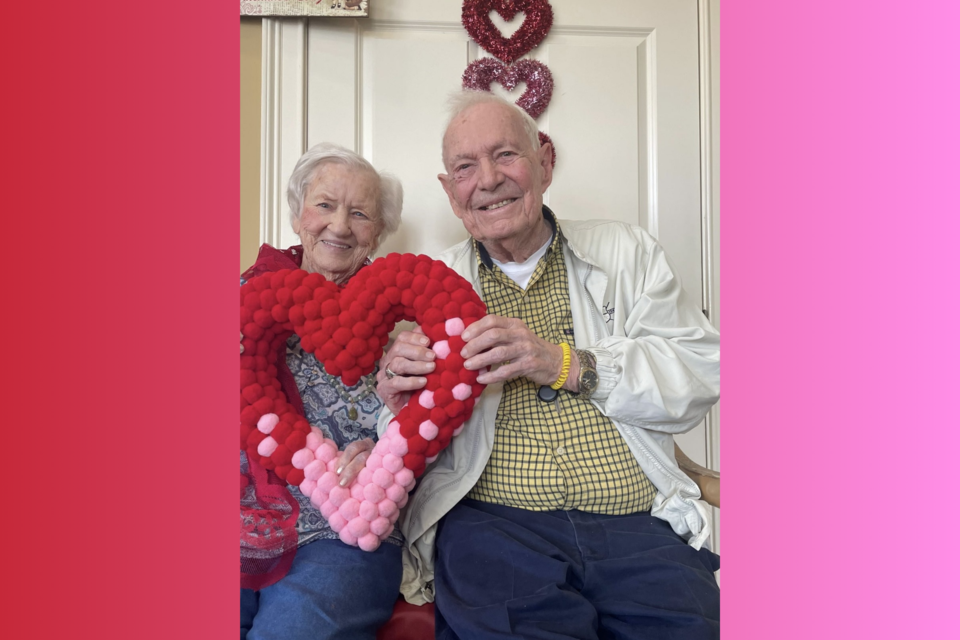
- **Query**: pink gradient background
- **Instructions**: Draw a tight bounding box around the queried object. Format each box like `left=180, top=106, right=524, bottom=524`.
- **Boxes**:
left=3, top=1, right=957, bottom=638
left=722, top=1, right=960, bottom=637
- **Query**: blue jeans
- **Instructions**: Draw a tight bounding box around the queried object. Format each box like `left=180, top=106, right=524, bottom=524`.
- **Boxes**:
left=434, top=499, right=720, bottom=640
left=240, top=538, right=402, bottom=640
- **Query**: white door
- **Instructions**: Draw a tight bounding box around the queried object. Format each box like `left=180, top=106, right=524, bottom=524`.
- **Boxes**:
left=260, top=0, right=718, bottom=550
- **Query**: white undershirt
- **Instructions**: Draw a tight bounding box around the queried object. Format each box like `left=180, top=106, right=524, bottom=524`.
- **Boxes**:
left=490, top=233, right=553, bottom=290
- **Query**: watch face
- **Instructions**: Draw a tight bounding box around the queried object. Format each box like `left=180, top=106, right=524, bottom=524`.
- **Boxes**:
left=581, top=369, right=599, bottom=393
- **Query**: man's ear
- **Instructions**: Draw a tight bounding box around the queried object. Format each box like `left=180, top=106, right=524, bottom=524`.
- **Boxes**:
left=537, top=142, right=554, bottom=193
left=437, top=173, right=464, bottom=220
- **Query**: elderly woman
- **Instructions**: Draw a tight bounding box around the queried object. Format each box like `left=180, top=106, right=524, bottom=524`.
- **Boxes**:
left=240, top=143, right=403, bottom=640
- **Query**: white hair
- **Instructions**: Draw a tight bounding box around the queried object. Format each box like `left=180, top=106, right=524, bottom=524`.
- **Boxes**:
left=442, top=91, right=541, bottom=168
left=286, top=142, right=403, bottom=244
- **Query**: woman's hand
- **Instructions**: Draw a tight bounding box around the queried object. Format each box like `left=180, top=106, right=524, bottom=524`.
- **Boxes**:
left=336, top=438, right=375, bottom=487
left=376, top=327, right=435, bottom=415
left=675, top=443, right=720, bottom=508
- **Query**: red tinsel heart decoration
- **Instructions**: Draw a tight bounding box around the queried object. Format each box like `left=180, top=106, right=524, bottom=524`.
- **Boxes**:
left=462, top=58, right=554, bottom=120
left=462, top=0, right=554, bottom=64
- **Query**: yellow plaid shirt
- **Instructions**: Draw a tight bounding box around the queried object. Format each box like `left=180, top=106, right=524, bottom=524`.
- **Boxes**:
left=466, top=218, right=656, bottom=514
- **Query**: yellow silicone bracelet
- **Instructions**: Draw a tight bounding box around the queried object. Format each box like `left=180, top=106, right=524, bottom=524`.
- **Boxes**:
left=550, top=343, right=572, bottom=390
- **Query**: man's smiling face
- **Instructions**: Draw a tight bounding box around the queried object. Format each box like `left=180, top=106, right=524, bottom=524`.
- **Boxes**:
left=439, top=101, right=553, bottom=254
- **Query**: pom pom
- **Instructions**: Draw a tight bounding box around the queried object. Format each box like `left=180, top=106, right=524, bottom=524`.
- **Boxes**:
left=385, top=483, right=406, bottom=503
left=370, top=516, right=392, bottom=537
left=319, top=499, right=338, bottom=520
left=348, top=516, right=370, bottom=537
left=453, top=383, right=473, bottom=401
left=316, top=442, right=338, bottom=463
left=360, top=500, right=379, bottom=522
left=382, top=453, right=405, bottom=474
left=357, top=467, right=374, bottom=486
left=299, top=478, right=317, bottom=496
left=373, top=468, right=395, bottom=489
left=304, top=460, right=325, bottom=482
left=419, top=420, right=439, bottom=441
left=363, top=482, right=386, bottom=504
left=358, top=533, right=381, bottom=551
left=317, top=471, right=339, bottom=493
left=328, top=486, right=350, bottom=507
left=310, top=488, right=329, bottom=508
left=432, top=340, right=450, bottom=359
left=339, top=498, right=361, bottom=521
left=445, top=317, right=465, bottom=336
left=291, top=448, right=314, bottom=470
left=257, top=413, right=279, bottom=434
left=388, top=437, right=408, bottom=457
left=305, top=430, right=324, bottom=451
left=328, top=512, right=347, bottom=533
left=418, top=389, right=436, bottom=409
left=367, top=452, right=383, bottom=470
left=395, top=468, right=415, bottom=489
left=350, top=482, right=365, bottom=501
left=257, top=436, right=278, bottom=457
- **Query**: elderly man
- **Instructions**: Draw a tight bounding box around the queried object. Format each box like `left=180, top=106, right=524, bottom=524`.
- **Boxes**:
left=377, top=91, right=720, bottom=640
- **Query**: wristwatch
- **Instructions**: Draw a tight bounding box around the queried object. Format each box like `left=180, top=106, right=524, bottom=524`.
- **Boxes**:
left=574, top=349, right=599, bottom=400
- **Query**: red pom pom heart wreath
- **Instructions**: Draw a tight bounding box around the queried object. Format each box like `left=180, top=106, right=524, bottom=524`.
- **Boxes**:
left=240, top=253, right=487, bottom=551
left=462, top=0, right=554, bottom=64
left=462, top=58, right=554, bottom=120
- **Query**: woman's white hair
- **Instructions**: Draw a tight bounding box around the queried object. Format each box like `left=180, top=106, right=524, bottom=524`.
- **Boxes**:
left=442, top=91, right=541, bottom=167
left=286, top=142, right=403, bottom=244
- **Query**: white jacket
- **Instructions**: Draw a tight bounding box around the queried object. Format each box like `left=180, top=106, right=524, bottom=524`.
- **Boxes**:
left=378, top=215, right=721, bottom=604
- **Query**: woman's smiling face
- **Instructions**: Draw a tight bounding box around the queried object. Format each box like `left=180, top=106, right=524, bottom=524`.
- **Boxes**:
left=293, top=162, right=383, bottom=284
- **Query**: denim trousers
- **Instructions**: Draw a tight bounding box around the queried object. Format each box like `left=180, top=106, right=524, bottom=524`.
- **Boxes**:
left=435, top=499, right=720, bottom=640
left=240, top=538, right=402, bottom=640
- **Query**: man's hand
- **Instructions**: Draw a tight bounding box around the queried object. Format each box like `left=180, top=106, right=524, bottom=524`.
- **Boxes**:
left=376, top=327, right=435, bottom=414
left=461, top=315, right=579, bottom=389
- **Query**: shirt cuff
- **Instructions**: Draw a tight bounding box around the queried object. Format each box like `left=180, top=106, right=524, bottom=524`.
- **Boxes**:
left=590, top=346, right=620, bottom=403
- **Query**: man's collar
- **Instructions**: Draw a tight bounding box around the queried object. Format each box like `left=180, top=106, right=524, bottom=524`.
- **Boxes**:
left=474, top=206, right=560, bottom=269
